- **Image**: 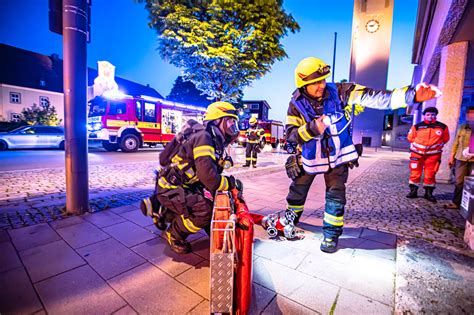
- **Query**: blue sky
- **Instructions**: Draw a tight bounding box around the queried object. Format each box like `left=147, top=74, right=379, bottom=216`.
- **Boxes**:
left=0, top=0, right=418, bottom=122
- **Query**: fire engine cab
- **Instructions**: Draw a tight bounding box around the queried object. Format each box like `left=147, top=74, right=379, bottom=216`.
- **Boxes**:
left=238, top=119, right=285, bottom=149
left=87, top=92, right=206, bottom=152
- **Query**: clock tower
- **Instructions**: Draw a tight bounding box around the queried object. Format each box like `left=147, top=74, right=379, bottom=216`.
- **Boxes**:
left=349, top=0, right=394, bottom=147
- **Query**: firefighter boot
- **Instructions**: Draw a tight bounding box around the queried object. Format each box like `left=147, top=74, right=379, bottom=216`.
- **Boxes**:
left=320, top=236, right=338, bottom=254
left=406, top=184, right=418, bottom=198
left=140, top=196, right=167, bottom=230
left=424, top=187, right=437, bottom=203
left=165, top=229, right=192, bottom=254
left=243, top=163, right=250, bottom=168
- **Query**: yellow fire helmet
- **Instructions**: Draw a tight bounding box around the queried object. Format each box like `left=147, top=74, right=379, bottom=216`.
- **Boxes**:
left=204, top=101, right=239, bottom=121
left=294, top=57, right=331, bottom=89
left=249, top=116, right=257, bottom=125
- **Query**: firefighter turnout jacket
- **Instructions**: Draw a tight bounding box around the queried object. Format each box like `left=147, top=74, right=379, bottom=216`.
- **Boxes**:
left=407, top=120, right=450, bottom=155
left=245, top=126, right=264, bottom=144
left=157, top=123, right=230, bottom=194
left=285, top=82, right=419, bottom=174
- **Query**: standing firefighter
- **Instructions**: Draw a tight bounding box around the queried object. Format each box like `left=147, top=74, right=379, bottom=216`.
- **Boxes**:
left=141, top=101, right=241, bottom=254
left=284, top=57, right=441, bottom=253
left=406, top=107, right=450, bottom=202
left=243, top=116, right=265, bottom=168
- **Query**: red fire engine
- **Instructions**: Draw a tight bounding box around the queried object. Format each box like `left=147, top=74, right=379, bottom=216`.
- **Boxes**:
left=87, top=92, right=206, bottom=152
left=238, top=119, right=285, bottom=149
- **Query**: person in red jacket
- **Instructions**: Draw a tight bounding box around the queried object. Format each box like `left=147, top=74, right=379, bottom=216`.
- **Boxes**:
left=406, top=107, right=450, bottom=202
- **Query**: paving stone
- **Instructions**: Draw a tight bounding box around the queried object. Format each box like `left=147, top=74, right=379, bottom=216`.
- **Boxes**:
left=132, top=237, right=204, bottom=277
left=77, top=238, right=146, bottom=280
left=8, top=223, right=61, bottom=251
left=353, top=239, right=397, bottom=261
left=119, top=209, right=153, bottom=227
left=113, top=305, right=138, bottom=315
left=56, top=221, right=110, bottom=249
left=254, top=238, right=309, bottom=269
left=0, top=241, right=22, bottom=272
left=82, top=210, right=127, bottom=228
left=188, top=299, right=209, bottom=314
left=176, top=260, right=210, bottom=299
left=360, top=228, right=397, bottom=246
left=19, top=240, right=86, bottom=283
left=191, top=237, right=211, bottom=261
left=35, top=265, right=126, bottom=314
left=286, top=276, right=339, bottom=314
left=261, top=294, right=319, bottom=314
left=0, top=267, right=43, bottom=314
left=110, top=204, right=138, bottom=214
left=103, top=221, right=156, bottom=247
left=108, top=263, right=203, bottom=314
left=253, top=257, right=313, bottom=297
left=334, top=288, right=392, bottom=315
left=249, top=282, right=276, bottom=314
left=48, top=215, right=85, bottom=230
left=296, top=252, right=350, bottom=287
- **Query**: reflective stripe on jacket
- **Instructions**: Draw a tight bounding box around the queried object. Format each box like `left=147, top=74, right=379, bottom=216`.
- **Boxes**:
left=158, top=123, right=228, bottom=193
left=285, top=83, right=418, bottom=174
left=407, top=120, right=449, bottom=155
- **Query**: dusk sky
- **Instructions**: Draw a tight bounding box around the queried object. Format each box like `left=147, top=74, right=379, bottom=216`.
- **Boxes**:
left=0, top=0, right=418, bottom=122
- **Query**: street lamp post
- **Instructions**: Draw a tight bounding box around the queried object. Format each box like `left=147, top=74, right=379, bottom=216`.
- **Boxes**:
left=63, top=0, right=89, bottom=214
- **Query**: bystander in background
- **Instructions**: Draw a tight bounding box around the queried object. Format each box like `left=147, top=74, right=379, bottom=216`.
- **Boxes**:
left=445, top=106, right=474, bottom=209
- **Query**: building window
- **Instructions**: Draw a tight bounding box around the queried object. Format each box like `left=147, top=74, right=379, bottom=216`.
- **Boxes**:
left=250, top=104, right=260, bottom=110
left=40, top=96, right=49, bottom=107
left=10, top=113, right=22, bottom=122
left=10, top=92, right=21, bottom=104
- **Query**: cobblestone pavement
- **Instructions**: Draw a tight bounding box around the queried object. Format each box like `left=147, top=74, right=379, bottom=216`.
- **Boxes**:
left=1, top=148, right=472, bottom=314
left=338, top=157, right=467, bottom=252
left=0, top=146, right=287, bottom=230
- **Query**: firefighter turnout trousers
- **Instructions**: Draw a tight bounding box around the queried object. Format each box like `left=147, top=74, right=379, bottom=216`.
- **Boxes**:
left=408, top=152, right=441, bottom=187
left=286, top=164, right=349, bottom=238
left=245, top=143, right=259, bottom=166
left=156, top=186, right=213, bottom=240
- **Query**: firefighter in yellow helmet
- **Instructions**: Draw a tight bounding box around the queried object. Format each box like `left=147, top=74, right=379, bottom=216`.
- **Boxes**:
left=243, top=116, right=265, bottom=168
left=284, top=57, right=441, bottom=253
left=140, top=101, right=242, bottom=254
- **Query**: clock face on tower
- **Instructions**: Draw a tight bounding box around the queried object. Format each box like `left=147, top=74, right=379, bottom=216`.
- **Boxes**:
left=365, top=19, right=380, bottom=33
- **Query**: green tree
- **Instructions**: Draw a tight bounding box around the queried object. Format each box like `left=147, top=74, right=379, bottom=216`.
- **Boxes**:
left=167, top=76, right=212, bottom=106
left=21, top=100, right=62, bottom=126
left=143, top=0, right=299, bottom=102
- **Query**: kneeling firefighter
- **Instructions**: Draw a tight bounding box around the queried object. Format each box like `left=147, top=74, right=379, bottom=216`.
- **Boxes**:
left=141, top=101, right=241, bottom=254
left=243, top=116, right=265, bottom=168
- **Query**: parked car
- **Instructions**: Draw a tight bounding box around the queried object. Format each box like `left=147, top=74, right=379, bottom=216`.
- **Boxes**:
left=0, top=125, right=65, bottom=150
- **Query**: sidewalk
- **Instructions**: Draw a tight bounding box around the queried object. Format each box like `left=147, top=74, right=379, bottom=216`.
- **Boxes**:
left=1, top=148, right=473, bottom=314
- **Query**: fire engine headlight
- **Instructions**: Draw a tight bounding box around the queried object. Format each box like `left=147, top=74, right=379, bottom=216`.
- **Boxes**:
left=238, top=136, right=245, bottom=142
left=93, top=123, right=102, bottom=131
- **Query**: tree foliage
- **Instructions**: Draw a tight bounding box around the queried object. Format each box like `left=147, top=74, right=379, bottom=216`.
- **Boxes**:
left=21, top=100, right=62, bottom=126
left=144, top=0, right=299, bottom=102
left=167, top=76, right=212, bottom=106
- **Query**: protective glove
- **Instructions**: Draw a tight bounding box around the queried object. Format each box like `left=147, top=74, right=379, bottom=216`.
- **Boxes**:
left=344, top=104, right=364, bottom=120
left=285, top=155, right=302, bottom=180
left=415, top=83, right=442, bottom=102
left=308, top=115, right=329, bottom=136
left=227, top=175, right=243, bottom=192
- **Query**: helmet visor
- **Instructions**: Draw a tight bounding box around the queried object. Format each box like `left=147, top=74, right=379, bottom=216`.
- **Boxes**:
left=223, top=117, right=239, bottom=142
left=302, top=65, right=331, bottom=82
